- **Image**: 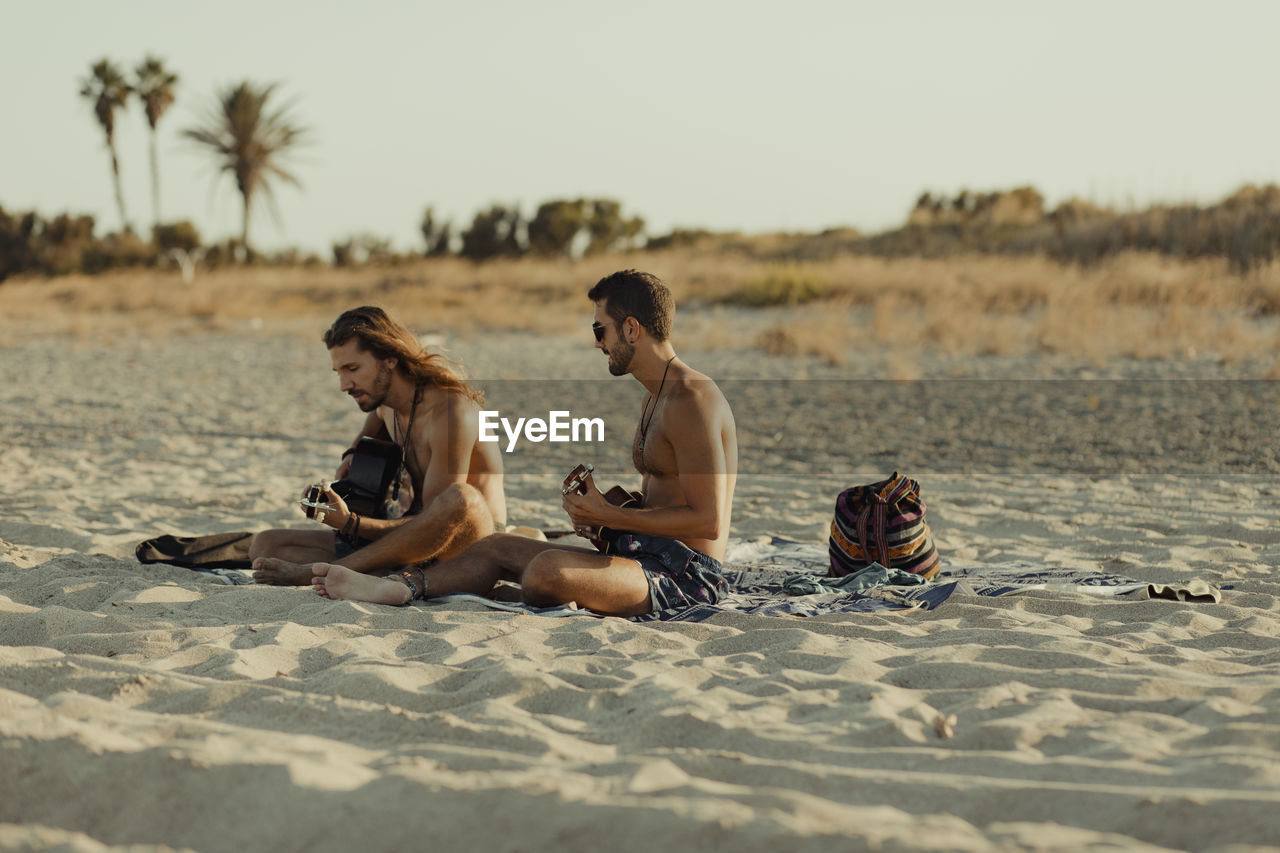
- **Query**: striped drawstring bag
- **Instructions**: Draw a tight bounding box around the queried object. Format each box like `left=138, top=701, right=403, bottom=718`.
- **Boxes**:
left=829, top=472, right=941, bottom=580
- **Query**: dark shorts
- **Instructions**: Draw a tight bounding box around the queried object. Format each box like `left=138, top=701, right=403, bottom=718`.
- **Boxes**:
left=333, top=532, right=373, bottom=560
left=333, top=508, right=427, bottom=560
left=605, top=531, right=726, bottom=613
left=333, top=532, right=437, bottom=574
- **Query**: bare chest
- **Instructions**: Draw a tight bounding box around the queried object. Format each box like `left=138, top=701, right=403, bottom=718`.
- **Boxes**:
left=384, top=406, right=430, bottom=505
left=632, top=410, right=676, bottom=477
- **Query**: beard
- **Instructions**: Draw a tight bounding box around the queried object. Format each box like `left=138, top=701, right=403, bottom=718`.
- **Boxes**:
left=354, top=363, right=393, bottom=412
left=605, top=339, right=634, bottom=376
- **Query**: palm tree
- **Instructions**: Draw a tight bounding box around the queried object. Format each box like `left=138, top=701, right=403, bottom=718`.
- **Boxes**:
left=79, top=58, right=133, bottom=232
left=134, top=55, right=179, bottom=230
left=182, top=81, right=308, bottom=255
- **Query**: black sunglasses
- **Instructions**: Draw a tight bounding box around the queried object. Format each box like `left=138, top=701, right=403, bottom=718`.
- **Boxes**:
left=592, top=322, right=607, bottom=342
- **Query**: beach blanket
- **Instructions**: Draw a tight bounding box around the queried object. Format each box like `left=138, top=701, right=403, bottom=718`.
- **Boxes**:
left=635, top=537, right=1222, bottom=622
left=149, top=534, right=1220, bottom=620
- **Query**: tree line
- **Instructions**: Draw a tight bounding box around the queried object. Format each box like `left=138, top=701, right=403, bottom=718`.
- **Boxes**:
left=1, top=55, right=310, bottom=282
left=405, top=197, right=645, bottom=265
left=866, top=184, right=1280, bottom=273
left=3, top=53, right=663, bottom=280
left=4, top=55, right=1278, bottom=281
left=7, top=183, right=1280, bottom=282
left=0, top=193, right=651, bottom=281
left=74, top=55, right=308, bottom=255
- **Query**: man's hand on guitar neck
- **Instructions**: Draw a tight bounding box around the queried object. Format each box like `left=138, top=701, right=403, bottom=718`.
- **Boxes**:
left=334, top=441, right=362, bottom=480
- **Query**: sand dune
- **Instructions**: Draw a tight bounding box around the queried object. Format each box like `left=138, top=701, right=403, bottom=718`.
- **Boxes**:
left=2, top=324, right=1278, bottom=852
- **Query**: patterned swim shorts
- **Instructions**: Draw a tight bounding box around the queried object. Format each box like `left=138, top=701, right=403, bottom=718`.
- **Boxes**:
left=605, top=532, right=726, bottom=613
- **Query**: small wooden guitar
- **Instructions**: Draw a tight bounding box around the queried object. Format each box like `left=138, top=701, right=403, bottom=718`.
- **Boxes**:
left=560, top=463, right=642, bottom=554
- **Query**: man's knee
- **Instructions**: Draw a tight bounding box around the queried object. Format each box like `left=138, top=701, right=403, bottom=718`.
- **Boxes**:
left=248, top=529, right=286, bottom=561
left=249, top=528, right=333, bottom=562
left=458, top=483, right=493, bottom=523
left=424, top=483, right=490, bottom=526
left=520, top=551, right=572, bottom=605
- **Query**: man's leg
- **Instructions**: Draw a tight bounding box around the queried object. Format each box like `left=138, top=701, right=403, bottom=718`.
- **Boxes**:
left=315, top=532, right=573, bottom=603
left=340, top=482, right=495, bottom=571
left=255, top=483, right=493, bottom=583
left=312, top=532, right=578, bottom=604
left=250, top=529, right=338, bottom=585
left=519, top=549, right=652, bottom=617
left=314, top=532, right=651, bottom=617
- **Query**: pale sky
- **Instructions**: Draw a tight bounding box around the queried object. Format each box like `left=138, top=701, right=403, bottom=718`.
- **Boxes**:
left=3, top=0, right=1278, bottom=254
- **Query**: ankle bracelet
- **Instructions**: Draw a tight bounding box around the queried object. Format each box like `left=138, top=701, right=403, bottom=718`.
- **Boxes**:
left=391, top=568, right=428, bottom=603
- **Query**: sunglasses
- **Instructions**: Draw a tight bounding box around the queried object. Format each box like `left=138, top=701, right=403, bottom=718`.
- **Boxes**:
left=592, top=322, right=607, bottom=342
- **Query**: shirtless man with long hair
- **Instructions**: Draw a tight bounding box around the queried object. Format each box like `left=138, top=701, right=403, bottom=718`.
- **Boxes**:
left=309, top=270, right=737, bottom=617
left=250, top=306, right=506, bottom=585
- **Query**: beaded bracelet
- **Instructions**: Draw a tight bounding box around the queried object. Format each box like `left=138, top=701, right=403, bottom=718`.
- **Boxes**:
left=339, top=512, right=361, bottom=544
left=391, top=567, right=428, bottom=601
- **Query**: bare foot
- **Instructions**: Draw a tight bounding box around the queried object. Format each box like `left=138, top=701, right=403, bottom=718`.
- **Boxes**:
left=312, top=563, right=412, bottom=605
left=252, top=557, right=316, bottom=586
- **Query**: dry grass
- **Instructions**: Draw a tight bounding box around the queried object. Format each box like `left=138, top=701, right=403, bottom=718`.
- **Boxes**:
left=0, top=257, right=607, bottom=342
left=679, top=251, right=1280, bottom=366
left=1, top=250, right=1277, bottom=365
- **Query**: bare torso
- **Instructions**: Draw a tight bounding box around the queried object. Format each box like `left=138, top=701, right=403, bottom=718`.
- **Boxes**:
left=631, top=367, right=737, bottom=560
left=381, top=385, right=507, bottom=527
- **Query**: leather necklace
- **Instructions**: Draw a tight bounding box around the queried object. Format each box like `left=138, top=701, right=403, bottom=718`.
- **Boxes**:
left=638, top=356, right=676, bottom=455
left=391, top=384, right=422, bottom=503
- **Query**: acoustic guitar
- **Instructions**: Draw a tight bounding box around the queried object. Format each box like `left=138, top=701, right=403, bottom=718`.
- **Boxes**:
left=299, top=437, right=404, bottom=521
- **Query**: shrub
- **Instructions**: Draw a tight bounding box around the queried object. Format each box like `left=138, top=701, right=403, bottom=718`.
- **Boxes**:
left=153, top=221, right=201, bottom=252
left=723, top=264, right=828, bottom=306
left=81, top=230, right=154, bottom=273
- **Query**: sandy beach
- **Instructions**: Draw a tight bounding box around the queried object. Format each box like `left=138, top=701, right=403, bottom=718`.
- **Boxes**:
left=2, top=318, right=1279, bottom=852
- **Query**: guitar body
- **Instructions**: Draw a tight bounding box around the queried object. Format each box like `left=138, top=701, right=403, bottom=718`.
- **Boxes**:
left=335, top=437, right=404, bottom=518
left=591, top=485, right=643, bottom=554
left=562, top=464, right=642, bottom=554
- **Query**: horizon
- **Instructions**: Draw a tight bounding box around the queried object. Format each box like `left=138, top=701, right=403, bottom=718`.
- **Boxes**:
left=4, top=0, right=1278, bottom=254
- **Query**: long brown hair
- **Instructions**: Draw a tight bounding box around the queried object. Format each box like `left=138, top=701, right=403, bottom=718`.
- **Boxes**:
left=323, top=306, right=484, bottom=405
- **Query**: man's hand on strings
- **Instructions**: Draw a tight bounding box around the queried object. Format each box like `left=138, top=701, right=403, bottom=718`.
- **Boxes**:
left=562, top=471, right=616, bottom=537
left=300, top=483, right=352, bottom=530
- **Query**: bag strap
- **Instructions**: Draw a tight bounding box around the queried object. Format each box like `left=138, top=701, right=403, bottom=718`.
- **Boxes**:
left=854, top=473, right=917, bottom=567
left=855, top=490, right=889, bottom=568
left=880, top=474, right=917, bottom=505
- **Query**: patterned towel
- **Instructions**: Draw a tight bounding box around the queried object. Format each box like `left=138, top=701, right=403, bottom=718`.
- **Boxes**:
left=163, top=535, right=1222, bottom=618
left=636, top=538, right=1223, bottom=623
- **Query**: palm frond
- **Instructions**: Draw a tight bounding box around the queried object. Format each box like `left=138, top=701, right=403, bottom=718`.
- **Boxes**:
left=79, top=58, right=131, bottom=138
left=182, top=80, right=310, bottom=252
left=134, top=55, right=178, bottom=129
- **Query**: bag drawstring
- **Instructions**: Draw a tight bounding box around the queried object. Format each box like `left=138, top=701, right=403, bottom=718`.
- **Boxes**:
left=854, top=474, right=918, bottom=569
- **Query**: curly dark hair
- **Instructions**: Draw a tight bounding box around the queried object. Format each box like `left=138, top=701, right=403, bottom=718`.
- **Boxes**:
left=587, top=269, right=674, bottom=341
